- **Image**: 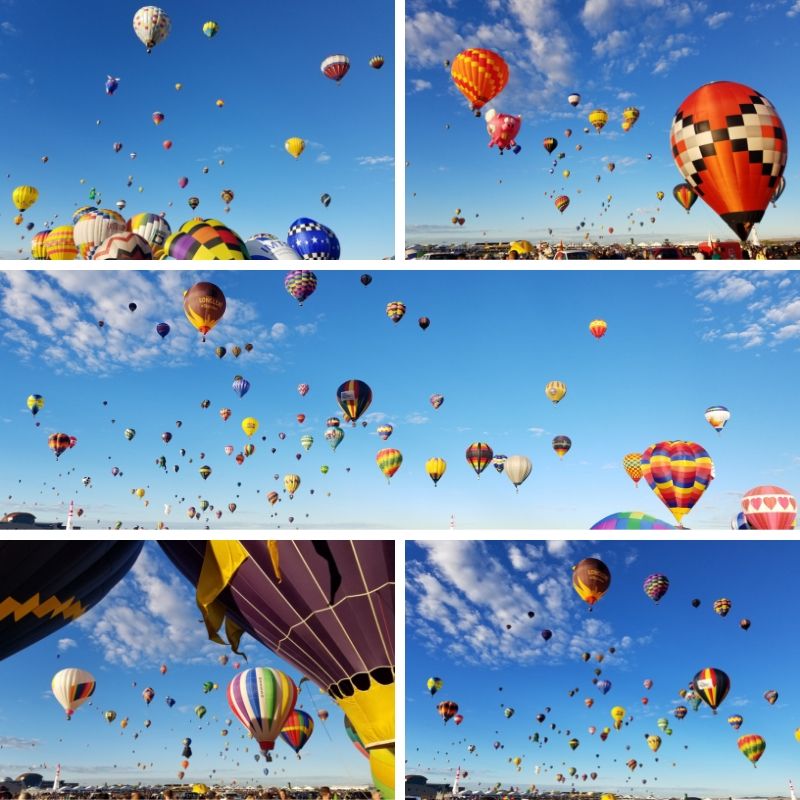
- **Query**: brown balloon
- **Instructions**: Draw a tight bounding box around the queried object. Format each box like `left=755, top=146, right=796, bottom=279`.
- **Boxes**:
left=183, top=282, right=226, bottom=341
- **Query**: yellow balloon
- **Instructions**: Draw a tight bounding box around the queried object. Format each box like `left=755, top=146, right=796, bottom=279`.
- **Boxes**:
left=562, top=169, right=570, bottom=178
left=284, top=473, right=301, bottom=494
left=175, top=82, right=183, bottom=90
left=369, top=746, right=394, bottom=799
left=545, top=380, right=567, bottom=405
left=647, top=734, right=661, bottom=752
left=425, top=457, right=447, bottom=487
left=241, top=417, right=259, bottom=437
left=135, top=488, right=145, bottom=498
left=611, top=705, right=625, bottom=730
left=12, top=185, right=38, bottom=212
left=285, top=137, right=306, bottom=159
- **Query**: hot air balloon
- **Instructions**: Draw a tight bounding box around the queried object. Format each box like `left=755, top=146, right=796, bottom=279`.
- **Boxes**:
left=611, top=706, right=625, bottom=730
left=673, top=182, right=698, bottom=212
left=643, top=574, right=669, bottom=603
left=336, top=379, right=372, bottom=422
left=640, top=441, right=713, bottom=526
left=572, top=558, right=611, bottom=607
left=133, top=6, right=170, bottom=52
left=26, top=394, right=44, bottom=416
left=543, top=137, right=558, bottom=154
left=704, top=405, right=730, bottom=432
left=466, top=442, right=493, bottom=477
left=52, top=668, right=95, bottom=718
left=321, top=54, right=350, bottom=82
left=159, top=541, right=394, bottom=795
left=438, top=701, right=458, bottom=723
left=671, top=82, right=787, bottom=239
left=545, top=381, right=567, bottom=404
left=505, top=455, right=532, bottom=491
left=427, top=677, right=443, bottom=695
left=713, top=598, right=731, bottom=617
left=283, top=474, right=301, bottom=495
left=589, top=319, right=607, bottom=339
left=738, top=734, right=765, bottom=767
left=280, top=708, right=314, bottom=756
left=242, top=417, right=259, bottom=437
left=202, top=20, right=219, bottom=37
left=588, top=109, right=608, bottom=132
left=426, top=457, right=447, bottom=487
left=285, top=138, right=306, bottom=159
left=377, top=424, right=393, bottom=441
left=450, top=49, right=508, bottom=114
left=552, top=435, right=572, bottom=458
left=622, top=453, right=643, bottom=487
left=741, top=485, right=796, bottom=529
left=183, top=282, right=226, bottom=341
left=693, top=667, right=730, bottom=713
left=377, top=449, right=402, bottom=482
left=386, top=301, right=406, bottom=322
left=554, top=195, right=570, bottom=213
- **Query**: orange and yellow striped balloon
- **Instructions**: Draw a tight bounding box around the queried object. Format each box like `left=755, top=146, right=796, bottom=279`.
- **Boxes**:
left=737, top=734, right=765, bottom=767
left=622, top=453, right=642, bottom=486
left=45, top=226, right=78, bottom=260
left=450, top=48, right=508, bottom=111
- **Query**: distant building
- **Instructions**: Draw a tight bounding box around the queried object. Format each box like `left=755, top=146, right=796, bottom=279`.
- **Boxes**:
left=0, top=511, right=77, bottom=529
left=15, top=772, right=43, bottom=787
left=406, top=774, right=452, bottom=799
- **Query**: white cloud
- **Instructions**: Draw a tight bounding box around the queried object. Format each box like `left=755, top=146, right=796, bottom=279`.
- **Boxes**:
left=356, top=155, right=394, bottom=167
left=1, top=20, right=17, bottom=34
left=653, top=46, right=695, bottom=74
left=546, top=540, right=571, bottom=557
left=76, top=545, right=223, bottom=667
left=788, top=0, right=800, bottom=15
left=316, top=152, right=331, bottom=163
left=0, top=272, right=284, bottom=375
left=270, top=322, right=288, bottom=339
left=294, top=322, right=318, bottom=336
left=764, top=298, right=800, bottom=324
left=592, top=29, right=628, bottom=56
left=0, top=736, right=39, bottom=748
left=406, top=11, right=467, bottom=68
left=705, top=10, right=732, bottom=26
left=696, top=276, right=756, bottom=302
left=720, top=323, right=765, bottom=348
left=528, top=426, right=546, bottom=436
left=406, top=412, right=430, bottom=425
left=57, top=637, right=78, bottom=651
left=410, top=78, right=433, bottom=92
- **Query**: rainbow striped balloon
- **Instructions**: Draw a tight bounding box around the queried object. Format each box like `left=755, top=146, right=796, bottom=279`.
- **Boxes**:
left=227, top=668, right=297, bottom=752
left=640, top=440, right=713, bottom=525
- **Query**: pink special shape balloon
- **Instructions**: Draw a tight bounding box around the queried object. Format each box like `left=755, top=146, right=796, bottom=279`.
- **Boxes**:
left=741, top=485, right=796, bottom=529
left=485, top=110, right=522, bottom=154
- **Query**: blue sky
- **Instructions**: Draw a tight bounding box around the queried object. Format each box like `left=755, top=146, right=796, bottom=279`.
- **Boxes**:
left=0, top=542, right=371, bottom=787
left=406, top=540, right=800, bottom=796
left=406, top=0, right=799, bottom=244
left=2, top=269, right=800, bottom=530
left=0, top=1, right=394, bottom=259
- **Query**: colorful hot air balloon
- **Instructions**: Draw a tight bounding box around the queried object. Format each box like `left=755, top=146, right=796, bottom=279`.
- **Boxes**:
left=133, top=6, right=171, bottom=52
left=640, top=441, right=713, bottom=526
left=543, top=137, right=558, bottom=154
left=336, top=379, right=372, bottom=422
left=159, top=541, right=394, bottom=794
left=704, top=405, right=730, bottom=432
left=590, top=512, right=673, bottom=530
left=450, top=49, right=509, bottom=113
left=165, top=219, right=248, bottom=260
left=643, top=574, right=669, bottom=603
left=183, top=281, right=226, bottom=341
left=572, top=558, right=611, bottom=607
left=693, top=667, right=730, bottom=712
left=588, top=319, right=607, bottom=339
left=284, top=270, right=318, bottom=304
left=279, top=708, right=314, bottom=756
left=325, top=427, right=345, bottom=451
left=738, top=734, right=766, bottom=767
left=610, top=706, right=625, bottom=730
left=48, top=433, right=72, bottom=459
left=427, top=677, right=443, bottom=696
left=227, top=668, right=298, bottom=752
left=45, top=226, right=78, bottom=260
left=376, top=448, right=402, bottom=482
left=283, top=474, right=301, bottom=495
left=741, top=485, right=796, bottom=529
left=713, top=598, right=731, bottom=617
left=321, top=54, right=350, bottom=82
left=26, top=394, right=44, bottom=416
left=673, top=182, right=698, bottom=212
left=126, top=213, right=171, bottom=258
left=554, top=195, right=570, bottom=213
left=377, top=424, right=393, bottom=441
left=466, top=442, right=493, bottom=477
left=386, top=302, right=406, bottom=323
left=202, top=20, right=219, bottom=37
left=545, top=381, right=567, bottom=404
left=438, top=700, right=458, bottom=723
left=622, top=453, right=643, bottom=487
left=671, top=82, right=787, bottom=240
left=242, top=417, right=259, bottom=437
left=552, top=435, right=572, bottom=459
left=52, top=668, right=96, bottom=718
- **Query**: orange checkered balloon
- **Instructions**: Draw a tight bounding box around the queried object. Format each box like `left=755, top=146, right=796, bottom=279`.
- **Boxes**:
left=450, top=48, right=508, bottom=112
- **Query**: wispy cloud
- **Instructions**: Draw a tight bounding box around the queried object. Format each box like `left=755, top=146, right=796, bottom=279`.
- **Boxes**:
left=57, top=637, right=78, bottom=651
left=410, top=79, right=433, bottom=92
left=356, top=155, right=394, bottom=167
left=408, top=541, right=628, bottom=667
left=316, top=152, right=331, bottom=163
left=0, top=736, right=39, bottom=748
left=706, top=10, right=733, bottom=27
